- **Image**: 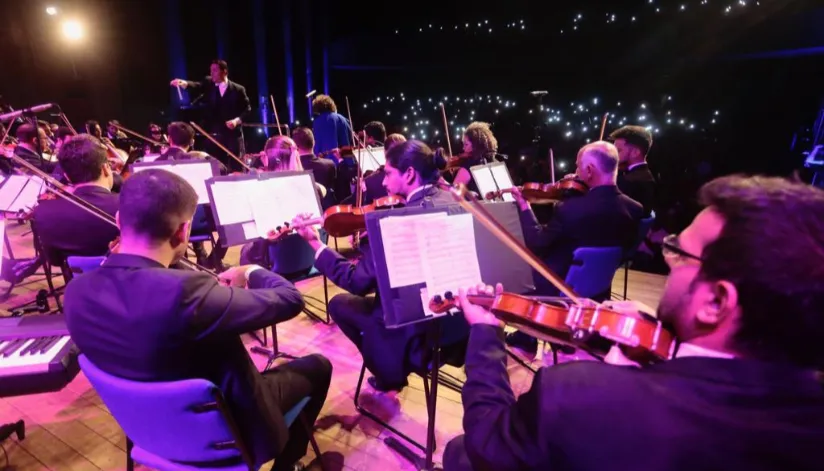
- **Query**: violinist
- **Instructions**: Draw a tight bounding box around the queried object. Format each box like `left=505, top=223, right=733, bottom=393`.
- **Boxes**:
left=339, top=122, right=392, bottom=206
left=63, top=169, right=331, bottom=471
left=144, top=123, right=168, bottom=156
left=293, top=127, right=336, bottom=207
left=11, top=123, right=57, bottom=174
left=610, top=125, right=656, bottom=217
left=33, top=135, right=120, bottom=267
left=53, top=126, right=74, bottom=156
left=446, top=121, right=498, bottom=196
left=506, top=141, right=643, bottom=356
left=292, top=140, right=461, bottom=392
left=444, top=175, right=824, bottom=471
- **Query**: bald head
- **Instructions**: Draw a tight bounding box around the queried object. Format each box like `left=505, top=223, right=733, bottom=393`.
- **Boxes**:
left=575, top=141, right=620, bottom=187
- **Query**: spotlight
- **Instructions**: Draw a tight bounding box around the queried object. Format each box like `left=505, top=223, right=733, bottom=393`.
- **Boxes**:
left=61, top=19, right=84, bottom=42
left=46, top=6, right=58, bottom=15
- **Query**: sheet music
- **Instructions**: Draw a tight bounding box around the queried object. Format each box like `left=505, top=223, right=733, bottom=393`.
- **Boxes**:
left=143, top=154, right=161, bottom=163
left=355, top=147, right=386, bottom=173
left=0, top=216, right=4, bottom=276
left=210, top=180, right=255, bottom=225
left=379, top=212, right=448, bottom=288
left=242, top=221, right=258, bottom=240
left=249, top=174, right=322, bottom=238
left=7, top=176, right=45, bottom=213
left=0, top=175, right=28, bottom=212
left=133, top=161, right=214, bottom=204
left=472, top=164, right=514, bottom=202
left=419, top=213, right=483, bottom=301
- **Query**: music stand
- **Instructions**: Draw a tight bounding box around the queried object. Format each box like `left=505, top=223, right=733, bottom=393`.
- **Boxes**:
left=470, top=161, right=515, bottom=202
left=362, top=202, right=534, bottom=470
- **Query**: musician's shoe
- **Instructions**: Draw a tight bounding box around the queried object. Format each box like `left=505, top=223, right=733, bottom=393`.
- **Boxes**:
left=368, top=375, right=407, bottom=393
left=505, top=331, right=538, bottom=358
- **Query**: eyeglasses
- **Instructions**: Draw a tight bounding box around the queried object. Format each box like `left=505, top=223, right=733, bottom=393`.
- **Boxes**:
left=662, top=234, right=703, bottom=263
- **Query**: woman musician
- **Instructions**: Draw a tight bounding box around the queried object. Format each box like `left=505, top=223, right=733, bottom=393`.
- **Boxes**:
left=444, top=121, right=500, bottom=196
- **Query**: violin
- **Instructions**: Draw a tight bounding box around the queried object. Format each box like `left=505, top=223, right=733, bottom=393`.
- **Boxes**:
left=428, top=291, right=675, bottom=363
left=318, top=146, right=355, bottom=161
left=445, top=153, right=472, bottom=170
left=268, top=194, right=406, bottom=240
left=485, top=178, right=589, bottom=202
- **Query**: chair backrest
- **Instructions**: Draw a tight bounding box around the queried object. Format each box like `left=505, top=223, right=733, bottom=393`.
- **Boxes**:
left=79, top=355, right=254, bottom=468
left=267, top=230, right=329, bottom=277
left=66, top=255, right=106, bottom=276
left=565, top=247, right=624, bottom=299
left=191, top=204, right=212, bottom=236
left=626, top=214, right=656, bottom=259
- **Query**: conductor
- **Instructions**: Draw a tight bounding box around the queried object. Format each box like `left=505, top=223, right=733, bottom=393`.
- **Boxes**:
left=170, top=59, right=251, bottom=171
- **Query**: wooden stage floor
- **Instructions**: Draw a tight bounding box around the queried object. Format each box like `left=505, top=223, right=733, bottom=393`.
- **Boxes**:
left=0, top=220, right=666, bottom=471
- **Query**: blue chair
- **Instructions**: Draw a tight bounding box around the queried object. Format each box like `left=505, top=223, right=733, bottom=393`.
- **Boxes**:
left=190, top=205, right=218, bottom=262
left=566, top=246, right=625, bottom=301
left=79, top=355, right=323, bottom=471
left=64, top=255, right=107, bottom=283
left=620, top=214, right=656, bottom=300
left=265, top=230, right=330, bottom=325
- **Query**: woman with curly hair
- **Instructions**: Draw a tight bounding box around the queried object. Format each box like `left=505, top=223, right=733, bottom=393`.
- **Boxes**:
left=449, top=121, right=498, bottom=195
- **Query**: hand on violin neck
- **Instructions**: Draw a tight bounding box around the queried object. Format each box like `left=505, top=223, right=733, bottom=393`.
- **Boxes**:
left=458, top=283, right=504, bottom=328
left=509, top=186, right=530, bottom=211
left=291, top=213, right=321, bottom=244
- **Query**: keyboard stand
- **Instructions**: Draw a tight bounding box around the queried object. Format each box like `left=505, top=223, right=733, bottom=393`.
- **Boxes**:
left=0, top=419, right=25, bottom=444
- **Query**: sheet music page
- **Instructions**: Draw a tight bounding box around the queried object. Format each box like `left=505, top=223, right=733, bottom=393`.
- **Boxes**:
left=7, top=176, right=45, bottom=213
left=379, top=212, right=448, bottom=288
left=489, top=165, right=515, bottom=202
left=0, top=175, right=28, bottom=212
left=356, top=147, right=386, bottom=173
left=470, top=168, right=498, bottom=200
left=209, top=180, right=255, bottom=225
left=133, top=162, right=214, bottom=204
left=250, top=174, right=322, bottom=238
left=0, top=217, right=4, bottom=274
left=418, top=213, right=483, bottom=301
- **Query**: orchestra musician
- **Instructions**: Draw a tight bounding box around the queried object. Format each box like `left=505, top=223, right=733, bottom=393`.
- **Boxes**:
left=292, top=140, right=466, bottom=392
left=32, top=135, right=119, bottom=266
left=310, top=94, right=353, bottom=161
left=506, top=141, right=643, bottom=356
left=106, top=119, right=129, bottom=148
left=63, top=169, right=332, bottom=471
left=53, top=126, right=74, bottom=156
left=444, top=175, right=824, bottom=471
left=446, top=121, right=499, bottom=195
left=10, top=123, right=57, bottom=174
left=170, top=59, right=252, bottom=171
left=293, top=127, right=337, bottom=207
left=610, top=125, right=657, bottom=217
left=340, top=121, right=392, bottom=206
left=144, top=122, right=168, bottom=156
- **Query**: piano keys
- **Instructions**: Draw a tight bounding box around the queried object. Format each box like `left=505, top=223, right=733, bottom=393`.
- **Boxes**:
left=0, top=314, right=79, bottom=398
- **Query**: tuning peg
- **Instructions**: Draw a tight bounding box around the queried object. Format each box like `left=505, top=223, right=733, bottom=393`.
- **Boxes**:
left=284, top=222, right=291, bottom=228
left=444, top=291, right=454, bottom=301
left=275, top=226, right=282, bottom=232
left=433, top=295, right=443, bottom=305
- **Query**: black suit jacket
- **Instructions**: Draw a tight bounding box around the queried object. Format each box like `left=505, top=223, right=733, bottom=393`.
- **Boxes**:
left=64, top=254, right=305, bottom=468
left=187, top=79, right=251, bottom=138
left=156, top=147, right=228, bottom=175
left=520, top=185, right=643, bottom=295
left=299, top=153, right=337, bottom=196
left=455, top=325, right=824, bottom=471
left=617, top=163, right=656, bottom=216
left=32, top=185, right=120, bottom=266
left=12, top=146, right=56, bottom=174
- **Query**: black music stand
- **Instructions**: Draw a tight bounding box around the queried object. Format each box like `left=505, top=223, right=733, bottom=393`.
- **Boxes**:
left=361, top=202, right=534, bottom=470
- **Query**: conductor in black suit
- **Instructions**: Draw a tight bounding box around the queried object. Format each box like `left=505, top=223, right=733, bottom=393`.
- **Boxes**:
left=445, top=175, right=824, bottom=471
left=33, top=135, right=120, bottom=266
left=64, top=169, right=332, bottom=471
left=292, top=140, right=460, bottom=392
left=171, top=60, right=251, bottom=171
left=610, top=125, right=656, bottom=216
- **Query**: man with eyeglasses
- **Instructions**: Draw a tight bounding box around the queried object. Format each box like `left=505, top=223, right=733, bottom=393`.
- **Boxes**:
left=444, top=175, right=824, bottom=471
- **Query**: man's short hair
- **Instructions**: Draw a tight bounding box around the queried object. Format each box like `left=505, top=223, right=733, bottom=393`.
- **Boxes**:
left=212, top=59, right=228, bottom=72
left=364, top=121, right=386, bottom=143
left=57, top=135, right=108, bottom=184
left=385, top=133, right=407, bottom=152
left=55, top=127, right=74, bottom=141
left=167, top=122, right=195, bottom=147
left=16, top=123, right=39, bottom=143
left=119, top=169, right=199, bottom=242
left=697, top=175, right=824, bottom=367
left=311, top=95, right=337, bottom=114
left=292, top=127, right=315, bottom=150
left=579, top=141, right=619, bottom=174
left=609, top=125, right=653, bottom=156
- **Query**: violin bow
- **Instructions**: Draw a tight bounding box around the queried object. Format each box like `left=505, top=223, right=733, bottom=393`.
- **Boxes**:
left=549, top=148, right=556, bottom=183
left=442, top=183, right=583, bottom=305
left=599, top=112, right=609, bottom=141
left=188, top=122, right=253, bottom=172
left=111, top=123, right=165, bottom=147
left=0, top=121, right=12, bottom=145
left=269, top=95, right=283, bottom=136
left=440, top=103, right=453, bottom=157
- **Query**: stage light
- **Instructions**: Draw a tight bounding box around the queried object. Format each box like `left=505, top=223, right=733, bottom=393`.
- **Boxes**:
left=61, top=19, right=84, bottom=42
left=46, top=6, right=58, bottom=15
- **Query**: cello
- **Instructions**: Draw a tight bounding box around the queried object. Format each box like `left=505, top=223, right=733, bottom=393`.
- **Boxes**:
left=428, top=184, right=676, bottom=363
